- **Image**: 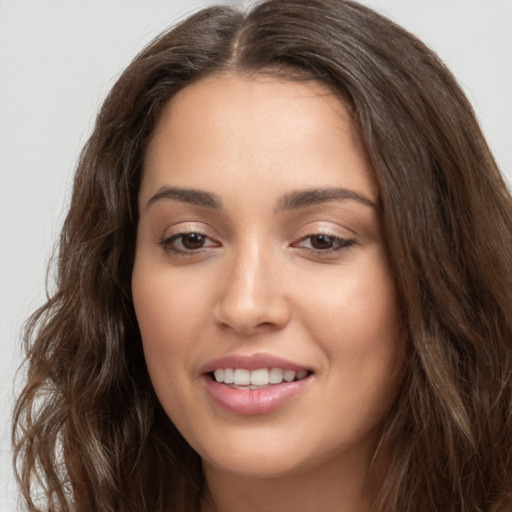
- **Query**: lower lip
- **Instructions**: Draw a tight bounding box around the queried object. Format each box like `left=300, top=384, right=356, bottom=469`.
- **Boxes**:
left=203, top=376, right=310, bottom=415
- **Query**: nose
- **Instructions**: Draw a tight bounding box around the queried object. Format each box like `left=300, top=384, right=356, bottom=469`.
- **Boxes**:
left=213, top=243, right=291, bottom=335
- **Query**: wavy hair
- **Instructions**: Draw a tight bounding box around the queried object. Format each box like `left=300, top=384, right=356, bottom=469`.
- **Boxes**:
left=13, top=1, right=512, bottom=511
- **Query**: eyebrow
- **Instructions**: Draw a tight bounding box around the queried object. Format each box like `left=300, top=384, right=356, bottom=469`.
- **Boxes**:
left=145, top=185, right=376, bottom=213
left=275, top=187, right=377, bottom=212
left=146, top=186, right=223, bottom=210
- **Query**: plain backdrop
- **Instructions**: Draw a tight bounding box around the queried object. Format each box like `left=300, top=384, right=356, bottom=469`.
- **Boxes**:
left=1, top=1, right=511, bottom=509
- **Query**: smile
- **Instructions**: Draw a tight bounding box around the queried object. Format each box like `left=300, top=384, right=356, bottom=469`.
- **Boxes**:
left=201, top=354, right=314, bottom=414
left=212, top=368, right=310, bottom=388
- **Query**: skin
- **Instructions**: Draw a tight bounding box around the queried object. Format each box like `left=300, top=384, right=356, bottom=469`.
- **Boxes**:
left=132, top=74, right=404, bottom=512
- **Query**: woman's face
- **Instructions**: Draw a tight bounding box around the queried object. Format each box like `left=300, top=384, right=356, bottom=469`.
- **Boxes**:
left=132, top=74, right=404, bottom=481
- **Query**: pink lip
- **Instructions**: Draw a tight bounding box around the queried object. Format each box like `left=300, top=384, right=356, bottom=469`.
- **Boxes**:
left=200, top=352, right=312, bottom=415
left=200, top=353, right=309, bottom=374
left=203, top=376, right=310, bottom=415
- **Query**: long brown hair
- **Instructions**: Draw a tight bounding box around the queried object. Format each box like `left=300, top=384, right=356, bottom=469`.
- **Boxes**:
left=13, top=1, right=512, bottom=511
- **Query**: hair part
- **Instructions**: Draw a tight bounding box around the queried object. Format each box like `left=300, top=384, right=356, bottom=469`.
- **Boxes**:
left=13, top=1, right=512, bottom=511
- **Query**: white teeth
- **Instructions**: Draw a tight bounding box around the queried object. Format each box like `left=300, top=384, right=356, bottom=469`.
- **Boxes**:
left=283, top=370, right=296, bottom=382
left=250, top=368, right=269, bottom=385
left=233, top=369, right=250, bottom=385
left=224, top=368, right=235, bottom=384
left=212, top=367, right=309, bottom=386
left=269, top=368, right=284, bottom=384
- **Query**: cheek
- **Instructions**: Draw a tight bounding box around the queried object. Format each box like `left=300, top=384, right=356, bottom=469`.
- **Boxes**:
left=299, top=258, right=402, bottom=349
left=132, top=268, right=202, bottom=427
left=132, top=266, right=197, bottom=381
left=297, top=256, right=404, bottom=409
left=132, top=263, right=209, bottom=344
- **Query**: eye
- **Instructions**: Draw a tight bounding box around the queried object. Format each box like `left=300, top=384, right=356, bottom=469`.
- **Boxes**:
left=160, top=232, right=220, bottom=254
left=294, top=233, right=355, bottom=252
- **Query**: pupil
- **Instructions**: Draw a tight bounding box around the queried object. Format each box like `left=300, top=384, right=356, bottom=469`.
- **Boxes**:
left=183, top=233, right=204, bottom=249
left=311, top=234, right=333, bottom=249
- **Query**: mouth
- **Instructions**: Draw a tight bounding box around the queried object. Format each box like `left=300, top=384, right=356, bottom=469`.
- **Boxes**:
left=201, top=355, right=313, bottom=414
left=209, top=367, right=312, bottom=389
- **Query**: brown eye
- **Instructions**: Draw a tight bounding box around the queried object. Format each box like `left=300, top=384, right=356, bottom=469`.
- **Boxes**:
left=161, top=232, right=219, bottom=254
left=293, top=233, right=355, bottom=253
left=309, top=234, right=335, bottom=250
left=181, top=233, right=206, bottom=249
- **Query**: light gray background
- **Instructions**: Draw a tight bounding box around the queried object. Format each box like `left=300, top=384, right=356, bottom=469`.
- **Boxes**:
left=1, top=1, right=511, bottom=509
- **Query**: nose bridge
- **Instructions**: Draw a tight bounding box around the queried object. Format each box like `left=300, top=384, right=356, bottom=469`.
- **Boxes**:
left=215, top=236, right=288, bottom=333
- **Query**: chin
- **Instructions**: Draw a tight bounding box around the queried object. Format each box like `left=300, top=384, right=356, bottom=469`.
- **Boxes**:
left=202, top=450, right=312, bottom=480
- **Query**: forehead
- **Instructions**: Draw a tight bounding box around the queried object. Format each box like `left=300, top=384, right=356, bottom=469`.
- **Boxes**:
left=141, top=73, right=376, bottom=205
left=148, top=72, right=353, bottom=153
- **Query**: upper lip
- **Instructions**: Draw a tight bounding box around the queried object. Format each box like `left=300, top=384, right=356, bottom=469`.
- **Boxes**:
left=200, top=353, right=311, bottom=375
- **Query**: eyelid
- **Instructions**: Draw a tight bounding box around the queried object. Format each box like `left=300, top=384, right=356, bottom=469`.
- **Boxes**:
left=293, top=233, right=354, bottom=250
left=159, top=220, right=217, bottom=239
left=293, top=221, right=354, bottom=240
left=158, top=222, right=221, bottom=254
left=160, top=232, right=221, bottom=254
left=289, top=222, right=357, bottom=254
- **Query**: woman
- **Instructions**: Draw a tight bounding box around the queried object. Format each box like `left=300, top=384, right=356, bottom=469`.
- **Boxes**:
left=13, top=1, right=512, bottom=511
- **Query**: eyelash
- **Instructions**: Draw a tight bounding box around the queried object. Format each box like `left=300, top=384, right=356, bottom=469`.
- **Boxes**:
left=293, top=233, right=355, bottom=253
left=160, top=232, right=219, bottom=255
left=160, top=231, right=355, bottom=256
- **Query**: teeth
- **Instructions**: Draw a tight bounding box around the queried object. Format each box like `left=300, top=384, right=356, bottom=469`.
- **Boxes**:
left=233, top=369, right=250, bottom=385
left=250, top=368, right=269, bottom=386
left=224, top=368, right=235, bottom=384
left=269, top=368, right=284, bottom=383
left=212, top=367, right=309, bottom=386
left=213, top=369, right=224, bottom=382
left=283, top=370, right=296, bottom=382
